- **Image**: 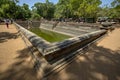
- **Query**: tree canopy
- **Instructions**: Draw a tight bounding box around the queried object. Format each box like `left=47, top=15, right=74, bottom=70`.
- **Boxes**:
left=0, top=0, right=119, bottom=20
left=32, top=0, right=55, bottom=20
left=0, top=0, right=19, bottom=18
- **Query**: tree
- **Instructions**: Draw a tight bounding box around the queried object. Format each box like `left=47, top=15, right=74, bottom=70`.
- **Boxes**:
left=31, top=13, right=41, bottom=20
left=0, top=0, right=31, bottom=20
left=111, top=0, right=120, bottom=18
left=97, top=0, right=120, bottom=19
left=54, top=0, right=72, bottom=18
left=97, top=6, right=111, bottom=17
left=32, top=0, right=55, bottom=20
left=0, top=0, right=19, bottom=18
left=70, top=0, right=101, bottom=18
left=22, top=3, right=31, bottom=19
left=112, top=0, right=120, bottom=7
left=54, top=0, right=101, bottom=19
left=15, top=3, right=31, bottom=20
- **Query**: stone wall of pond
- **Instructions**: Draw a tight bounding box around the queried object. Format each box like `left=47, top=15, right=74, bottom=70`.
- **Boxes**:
left=14, top=22, right=107, bottom=61
left=15, top=20, right=101, bottom=28
left=44, top=30, right=107, bottom=61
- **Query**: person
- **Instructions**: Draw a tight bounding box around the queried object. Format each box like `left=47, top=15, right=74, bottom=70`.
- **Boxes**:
left=5, top=19, right=9, bottom=28
left=52, top=21, right=59, bottom=30
left=27, top=20, right=32, bottom=29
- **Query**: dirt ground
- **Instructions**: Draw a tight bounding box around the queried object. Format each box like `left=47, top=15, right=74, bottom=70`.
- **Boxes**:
left=0, top=24, right=120, bottom=80
left=0, top=24, right=38, bottom=80
left=97, top=28, right=120, bottom=51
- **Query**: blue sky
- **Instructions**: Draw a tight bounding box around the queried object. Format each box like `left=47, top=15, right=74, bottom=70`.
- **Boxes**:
left=18, top=0, right=58, bottom=8
left=100, top=0, right=114, bottom=7
left=18, top=0, right=114, bottom=8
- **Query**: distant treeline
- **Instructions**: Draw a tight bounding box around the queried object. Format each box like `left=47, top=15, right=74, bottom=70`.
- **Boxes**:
left=0, top=0, right=120, bottom=21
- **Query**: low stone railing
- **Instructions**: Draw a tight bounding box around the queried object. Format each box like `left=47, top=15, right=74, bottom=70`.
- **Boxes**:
left=44, top=30, right=107, bottom=61
left=14, top=22, right=107, bottom=61
left=14, top=22, right=50, bottom=53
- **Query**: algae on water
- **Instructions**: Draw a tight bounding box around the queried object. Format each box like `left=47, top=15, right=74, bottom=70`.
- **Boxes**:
left=29, top=28, right=71, bottom=43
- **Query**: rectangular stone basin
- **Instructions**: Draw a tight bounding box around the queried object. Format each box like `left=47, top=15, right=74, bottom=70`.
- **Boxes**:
left=14, top=22, right=107, bottom=61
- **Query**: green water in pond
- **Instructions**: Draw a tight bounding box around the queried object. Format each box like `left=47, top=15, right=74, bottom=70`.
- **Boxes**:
left=29, top=28, right=71, bottom=43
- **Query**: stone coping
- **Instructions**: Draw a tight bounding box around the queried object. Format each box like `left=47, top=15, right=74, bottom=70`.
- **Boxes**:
left=14, top=22, right=107, bottom=61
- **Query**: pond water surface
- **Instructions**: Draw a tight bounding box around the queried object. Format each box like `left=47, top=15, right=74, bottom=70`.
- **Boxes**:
left=29, top=28, right=71, bottom=43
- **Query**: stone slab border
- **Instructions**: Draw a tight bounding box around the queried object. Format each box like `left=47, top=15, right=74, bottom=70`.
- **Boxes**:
left=14, top=22, right=107, bottom=61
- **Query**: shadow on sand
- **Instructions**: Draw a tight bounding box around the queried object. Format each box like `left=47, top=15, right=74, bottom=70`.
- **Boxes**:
left=0, top=43, right=61, bottom=80
left=0, top=43, right=120, bottom=80
left=47, top=44, right=120, bottom=80
left=0, top=32, right=20, bottom=43
left=0, top=46, right=39, bottom=80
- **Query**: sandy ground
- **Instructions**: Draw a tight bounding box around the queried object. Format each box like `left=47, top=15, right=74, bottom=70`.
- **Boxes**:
left=0, top=24, right=38, bottom=80
left=97, top=28, right=120, bottom=51
left=0, top=24, right=120, bottom=80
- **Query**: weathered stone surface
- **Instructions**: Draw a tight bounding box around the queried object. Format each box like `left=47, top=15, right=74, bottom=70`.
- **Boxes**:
left=14, top=23, right=50, bottom=54
left=44, top=30, right=107, bottom=61
left=14, top=22, right=107, bottom=61
left=32, top=21, right=41, bottom=27
left=16, top=21, right=28, bottom=29
left=101, top=22, right=112, bottom=27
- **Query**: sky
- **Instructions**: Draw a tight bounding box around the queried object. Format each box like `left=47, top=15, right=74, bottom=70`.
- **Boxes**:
left=18, top=0, right=114, bottom=9
left=18, top=0, right=58, bottom=8
left=100, top=0, right=114, bottom=7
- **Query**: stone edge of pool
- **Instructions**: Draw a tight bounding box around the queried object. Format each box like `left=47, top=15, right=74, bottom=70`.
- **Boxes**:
left=14, top=22, right=107, bottom=61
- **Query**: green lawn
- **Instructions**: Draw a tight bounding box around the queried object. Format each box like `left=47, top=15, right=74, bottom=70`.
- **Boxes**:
left=29, top=28, right=71, bottom=43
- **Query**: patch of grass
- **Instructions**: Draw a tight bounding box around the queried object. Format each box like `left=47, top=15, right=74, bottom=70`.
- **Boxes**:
left=29, top=28, right=71, bottom=43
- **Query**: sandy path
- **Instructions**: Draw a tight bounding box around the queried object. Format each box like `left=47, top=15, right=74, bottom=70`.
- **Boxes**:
left=0, top=24, right=26, bottom=71
left=0, top=24, right=38, bottom=80
left=97, top=28, right=120, bottom=51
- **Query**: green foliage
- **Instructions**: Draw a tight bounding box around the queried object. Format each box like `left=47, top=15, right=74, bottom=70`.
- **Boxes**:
left=15, top=3, right=31, bottom=20
left=97, top=0, right=120, bottom=18
left=111, top=0, right=120, bottom=7
left=54, top=0, right=101, bottom=19
left=31, top=13, right=41, bottom=20
left=0, top=0, right=18, bottom=18
left=0, top=0, right=31, bottom=20
left=32, top=0, right=55, bottom=20
left=97, top=7, right=110, bottom=17
left=54, top=0, right=72, bottom=18
left=22, top=3, right=31, bottom=19
left=111, top=0, right=120, bottom=18
left=0, top=0, right=119, bottom=20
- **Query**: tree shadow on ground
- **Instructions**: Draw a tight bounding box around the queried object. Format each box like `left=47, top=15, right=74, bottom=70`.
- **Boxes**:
left=0, top=44, right=59, bottom=80
left=47, top=44, right=120, bottom=80
left=16, top=46, right=32, bottom=59
left=0, top=42, right=120, bottom=80
left=0, top=46, right=39, bottom=80
left=0, top=63, right=38, bottom=80
left=0, top=32, right=20, bottom=43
